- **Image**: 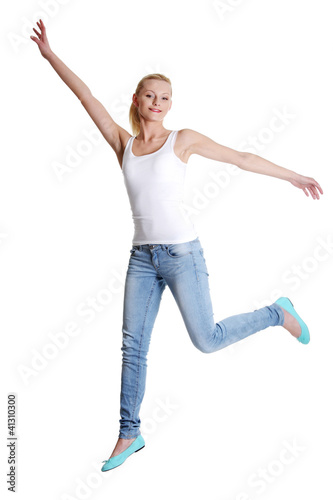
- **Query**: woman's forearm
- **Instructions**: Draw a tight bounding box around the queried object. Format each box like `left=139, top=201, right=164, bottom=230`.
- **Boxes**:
left=46, top=51, right=91, bottom=101
left=240, top=152, right=297, bottom=182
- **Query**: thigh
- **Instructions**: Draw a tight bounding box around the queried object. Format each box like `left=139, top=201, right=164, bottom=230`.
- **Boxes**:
left=161, top=241, right=216, bottom=348
left=122, top=247, right=167, bottom=351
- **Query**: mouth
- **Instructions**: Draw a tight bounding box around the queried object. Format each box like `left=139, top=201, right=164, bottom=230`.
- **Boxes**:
left=149, top=108, right=161, bottom=113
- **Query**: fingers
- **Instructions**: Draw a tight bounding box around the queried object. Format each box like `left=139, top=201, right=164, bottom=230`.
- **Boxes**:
left=301, top=177, right=323, bottom=199
left=314, top=181, right=324, bottom=194
left=307, top=185, right=316, bottom=199
left=310, top=183, right=321, bottom=199
left=33, top=19, right=45, bottom=37
left=309, top=185, right=320, bottom=200
left=32, top=27, right=41, bottom=39
left=30, top=19, right=45, bottom=44
left=309, top=177, right=323, bottom=195
left=309, top=187, right=317, bottom=200
left=306, top=186, right=313, bottom=199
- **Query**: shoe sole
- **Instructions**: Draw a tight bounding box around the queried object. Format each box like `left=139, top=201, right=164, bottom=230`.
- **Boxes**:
left=135, top=445, right=145, bottom=453
left=101, top=444, right=145, bottom=472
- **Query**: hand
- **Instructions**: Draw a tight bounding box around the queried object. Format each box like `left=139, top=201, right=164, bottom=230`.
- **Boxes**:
left=290, top=173, right=323, bottom=200
left=30, top=19, right=52, bottom=59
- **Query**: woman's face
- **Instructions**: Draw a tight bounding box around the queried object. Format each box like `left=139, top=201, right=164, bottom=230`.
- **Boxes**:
left=133, top=79, right=172, bottom=121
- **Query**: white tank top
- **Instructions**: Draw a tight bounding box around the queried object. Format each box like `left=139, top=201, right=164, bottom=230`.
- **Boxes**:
left=121, top=130, right=198, bottom=245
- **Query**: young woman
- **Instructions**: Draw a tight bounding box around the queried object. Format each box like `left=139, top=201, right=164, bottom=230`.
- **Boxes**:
left=31, top=19, right=323, bottom=472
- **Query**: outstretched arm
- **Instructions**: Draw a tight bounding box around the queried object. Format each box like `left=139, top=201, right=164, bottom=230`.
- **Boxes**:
left=30, top=19, right=123, bottom=154
left=238, top=151, right=323, bottom=200
left=183, top=129, right=323, bottom=200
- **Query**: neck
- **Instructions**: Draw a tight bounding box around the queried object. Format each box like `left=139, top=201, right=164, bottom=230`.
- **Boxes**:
left=135, top=121, right=170, bottom=142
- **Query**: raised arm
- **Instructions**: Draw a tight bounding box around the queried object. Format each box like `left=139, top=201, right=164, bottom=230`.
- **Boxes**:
left=30, top=19, right=128, bottom=162
left=182, top=129, right=323, bottom=200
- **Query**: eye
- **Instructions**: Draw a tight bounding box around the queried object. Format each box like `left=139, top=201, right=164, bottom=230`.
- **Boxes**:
left=145, top=94, right=168, bottom=100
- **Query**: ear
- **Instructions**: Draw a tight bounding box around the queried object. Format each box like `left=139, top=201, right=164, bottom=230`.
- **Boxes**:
left=132, top=93, right=139, bottom=108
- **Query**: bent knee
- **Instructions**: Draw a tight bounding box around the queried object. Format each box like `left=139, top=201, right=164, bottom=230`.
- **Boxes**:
left=194, top=340, right=215, bottom=354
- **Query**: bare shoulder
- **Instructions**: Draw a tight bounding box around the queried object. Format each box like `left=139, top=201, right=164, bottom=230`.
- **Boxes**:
left=174, top=128, right=200, bottom=164
left=176, top=128, right=197, bottom=148
left=177, top=128, right=212, bottom=150
left=176, top=128, right=246, bottom=166
left=175, top=128, right=213, bottom=163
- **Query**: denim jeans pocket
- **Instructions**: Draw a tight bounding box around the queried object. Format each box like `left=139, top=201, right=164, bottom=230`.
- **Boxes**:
left=166, top=242, right=192, bottom=258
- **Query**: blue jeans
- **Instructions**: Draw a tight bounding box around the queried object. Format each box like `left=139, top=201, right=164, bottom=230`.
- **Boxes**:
left=118, top=237, right=284, bottom=439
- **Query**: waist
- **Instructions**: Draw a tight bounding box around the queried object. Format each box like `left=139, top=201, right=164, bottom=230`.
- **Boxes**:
left=132, top=237, right=200, bottom=250
left=131, top=214, right=198, bottom=245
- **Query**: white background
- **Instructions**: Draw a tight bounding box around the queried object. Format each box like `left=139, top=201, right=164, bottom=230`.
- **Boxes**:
left=1, top=1, right=332, bottom=499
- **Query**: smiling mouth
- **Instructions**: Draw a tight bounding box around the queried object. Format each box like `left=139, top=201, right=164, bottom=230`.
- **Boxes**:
left=149, top=108, right=161, bottom=113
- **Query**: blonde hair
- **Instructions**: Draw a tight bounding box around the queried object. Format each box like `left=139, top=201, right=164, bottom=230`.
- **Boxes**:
left=129, top=73, right=172, bottom=137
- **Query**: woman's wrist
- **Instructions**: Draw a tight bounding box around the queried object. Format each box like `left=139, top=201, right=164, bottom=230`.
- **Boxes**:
left=288, top=170, right=300, bottom=183
left=45, top=50, right=55, bottom=62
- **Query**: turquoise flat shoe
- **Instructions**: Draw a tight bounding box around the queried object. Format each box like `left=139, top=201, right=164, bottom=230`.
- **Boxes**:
left=274, top=297, right=310, bottom=344
left=101, top=435, right=145, bottom=471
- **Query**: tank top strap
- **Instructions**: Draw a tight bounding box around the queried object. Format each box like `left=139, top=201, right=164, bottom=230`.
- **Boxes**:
left=169, top=130, right=178, bottom=150
left=125, top=134, right=135, bottom=149
left=125, top=130, right=177, bottom=161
